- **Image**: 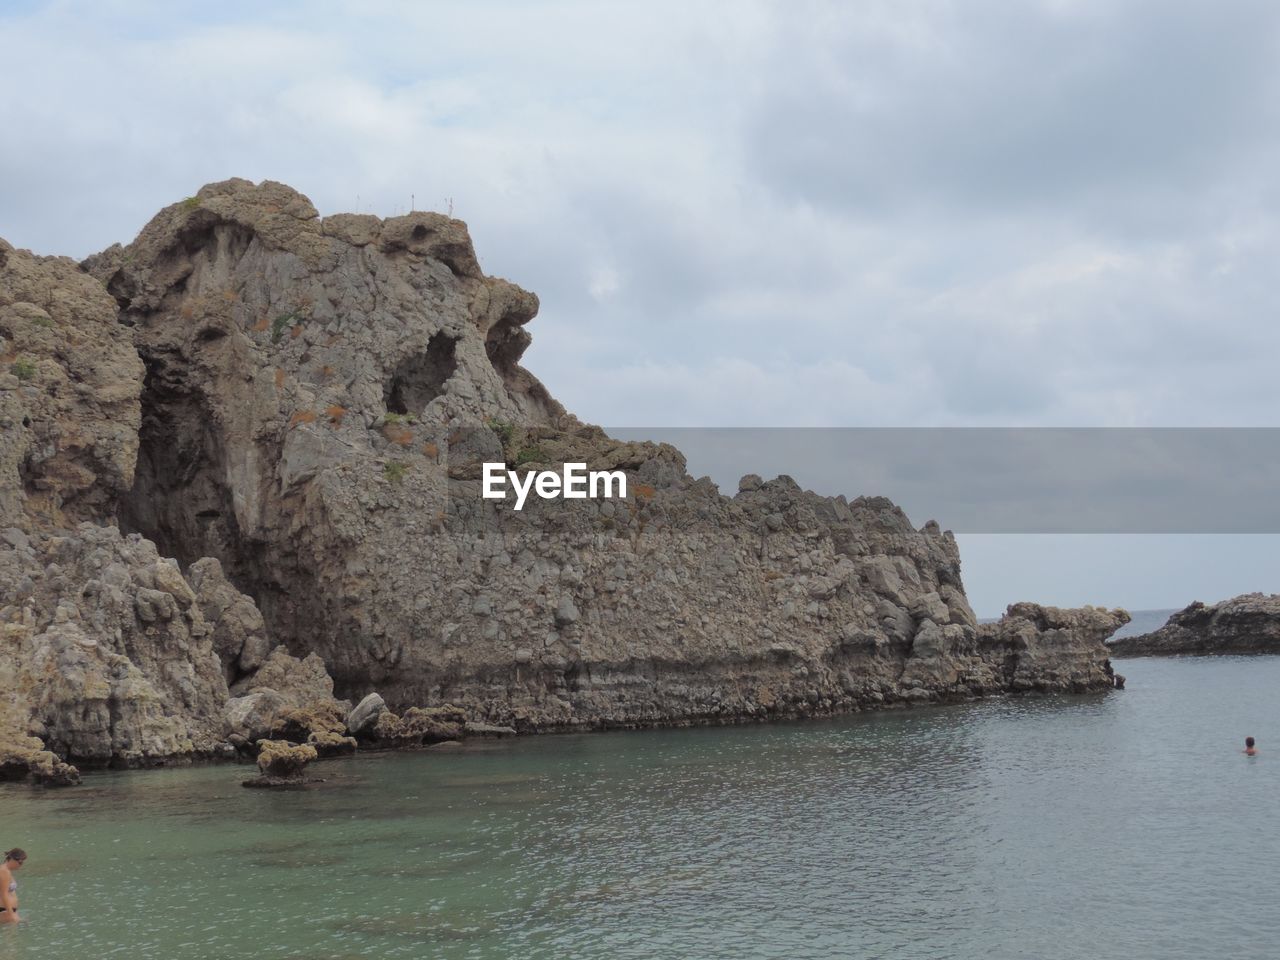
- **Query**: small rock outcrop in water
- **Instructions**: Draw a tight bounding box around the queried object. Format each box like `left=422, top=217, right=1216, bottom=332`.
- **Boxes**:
left=243, top=739, right=318, bottom=788
left=1108, top=593, right=1280, bottom=657
left=0, top=182, right=1132, bottom=784
left=980, top=603, right=1129, bottom=690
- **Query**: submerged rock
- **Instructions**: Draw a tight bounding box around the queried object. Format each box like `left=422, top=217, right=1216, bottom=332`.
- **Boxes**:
left=463, top=721, right=518, bottom=738
left=1108, top=593, right=1280, bottom=657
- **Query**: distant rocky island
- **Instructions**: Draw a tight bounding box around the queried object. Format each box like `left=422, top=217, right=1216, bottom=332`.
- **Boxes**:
left=1108, top=593, right=1280, bottom=657
left=1, top=179, right=1129, bottom=786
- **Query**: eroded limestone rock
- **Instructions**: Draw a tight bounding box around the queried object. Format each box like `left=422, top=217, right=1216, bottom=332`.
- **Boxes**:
left=0, top=181, right=1133, bottom=783
left=1108, top=593, right=1280, bottom=657
left=84, top=180, right=1129, bottom=728
left=224, top=646, right=351, bottom=743
left=0, top=233, right=357, bottom=779
left=0, top=735, right=81, bottom=786
left=0, top=242, right=142, bottom=529
left=0, top=524, right=230, bottom=766
left=244, top=739, right=318, bottom=788
left=977, top=603, right=1131, bottom=693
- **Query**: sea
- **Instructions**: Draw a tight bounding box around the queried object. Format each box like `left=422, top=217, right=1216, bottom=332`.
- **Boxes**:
left=0, top=654, right=1276, bottom=960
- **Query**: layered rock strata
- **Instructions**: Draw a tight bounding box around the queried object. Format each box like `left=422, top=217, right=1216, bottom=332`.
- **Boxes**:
left=0, top=180, right=1130, bottom=784
left=1108, top=593, right=1280, bottom=657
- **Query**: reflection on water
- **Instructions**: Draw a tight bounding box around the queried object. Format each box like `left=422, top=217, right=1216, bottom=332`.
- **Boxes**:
left=1, top=657, right=1278, bottom=959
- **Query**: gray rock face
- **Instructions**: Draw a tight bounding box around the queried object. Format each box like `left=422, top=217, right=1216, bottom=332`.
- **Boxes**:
left=190, top=557, right=272, bottom=678
left=0, top=239, right=350, bottom=782
left=978, top=603, right=1130, bottom=691
left=1108, top=593, right=1280, bottom=657
left=0, top=241, right=143, bottom=529
left=224, top=645, right=349, bottom=742
left=0, top=180, right=1132, bottom=784
left=346, top=692, right=386, bottom=736
left=0, top=523, right=230, bottom=764
left=81, top=179, right=1128, bottom=728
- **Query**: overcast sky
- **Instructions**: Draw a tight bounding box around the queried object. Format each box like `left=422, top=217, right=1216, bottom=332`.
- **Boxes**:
left=2, top=0, right=1278, bottom=614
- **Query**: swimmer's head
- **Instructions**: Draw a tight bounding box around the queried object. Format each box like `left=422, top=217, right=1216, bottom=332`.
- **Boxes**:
left=1246, top=736, right=1256, bottom=748
left=3, top=849, right=25, bottom=867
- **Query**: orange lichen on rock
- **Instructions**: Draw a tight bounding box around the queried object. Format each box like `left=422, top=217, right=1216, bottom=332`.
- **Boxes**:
left=382, top=424, right=413, bottom=446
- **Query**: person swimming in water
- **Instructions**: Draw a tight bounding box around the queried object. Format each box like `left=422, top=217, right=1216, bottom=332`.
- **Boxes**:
left=1244, top=736, right=1258, bottom=756
left=0, top=849, right=25, bottom=924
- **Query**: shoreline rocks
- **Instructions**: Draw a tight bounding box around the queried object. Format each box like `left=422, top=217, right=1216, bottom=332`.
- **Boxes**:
left=345, top=693, right=386, bottom=737
left=0, top=736, right=81, bottom=787
left=1108, top=593, right=1280, bottom=657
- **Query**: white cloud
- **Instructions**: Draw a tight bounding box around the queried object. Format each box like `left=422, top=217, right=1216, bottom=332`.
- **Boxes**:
left=4, top=0, right=1277, bottom=430
left=587, top=264, right=621, bottom=302
left=3, top=0, right=1279, bottom=605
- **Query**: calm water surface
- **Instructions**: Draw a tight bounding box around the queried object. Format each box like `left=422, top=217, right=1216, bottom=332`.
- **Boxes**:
left=1, top=656, right=1277, bottom=959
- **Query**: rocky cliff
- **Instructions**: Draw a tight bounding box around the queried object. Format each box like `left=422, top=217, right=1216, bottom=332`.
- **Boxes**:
left=1108, top=593, right=1279, bottom=657
left=0, top=236, right=340, bottom=783
left=1, top=180, right=1128, bottom=784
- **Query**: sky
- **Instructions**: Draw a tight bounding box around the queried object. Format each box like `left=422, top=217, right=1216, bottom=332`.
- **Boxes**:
left=2, top=0, right=1278, bottom=614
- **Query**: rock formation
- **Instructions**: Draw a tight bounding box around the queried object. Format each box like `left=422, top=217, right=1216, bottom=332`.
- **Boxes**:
left=243, top=738, right=317, bottom=788
left=0, top=179, right=1130, bottom=784
left=978, top=603, right=1128, bottom=691
left=1108, top=593, right=1280, bottom=657
left=0, top=735, right=80, bottom=787
left=1, top=522, right=230, bottom=764
left=0, top=239, right=141, bottom=529
left=0, top=237, right=336, bottom=783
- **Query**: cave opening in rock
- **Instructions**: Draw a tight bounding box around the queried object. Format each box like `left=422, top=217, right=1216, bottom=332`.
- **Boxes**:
left=118, top=355, right=244, bottom=571
left=484, top=316, right=529, bottom=378
left=118, top=347, right=312, bottom=686
left=119, top=352, right=292, bottom=678
left=384, top=332, right=458, bottom=414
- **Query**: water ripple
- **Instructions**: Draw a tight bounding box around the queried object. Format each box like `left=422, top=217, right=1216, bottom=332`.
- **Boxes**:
left=0, top=657, right=1278, bottom=958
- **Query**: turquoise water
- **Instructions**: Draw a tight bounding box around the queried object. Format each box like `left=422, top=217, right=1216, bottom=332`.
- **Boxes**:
left=1, top=657, right=1278, bottom=959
